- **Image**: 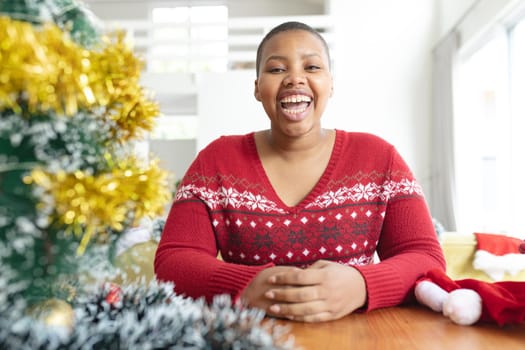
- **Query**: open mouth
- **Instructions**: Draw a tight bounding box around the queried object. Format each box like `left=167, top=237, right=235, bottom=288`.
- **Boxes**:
left=279, top=94, right=312, bottom=115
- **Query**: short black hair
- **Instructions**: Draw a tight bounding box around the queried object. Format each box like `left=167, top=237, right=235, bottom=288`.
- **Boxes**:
left=255, top=21, right=331, bottom=77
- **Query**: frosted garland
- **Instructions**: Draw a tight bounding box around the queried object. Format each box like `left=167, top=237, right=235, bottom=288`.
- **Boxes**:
left=0, top=110, right=115, bottom=174
left=0, top=277, right=294, bottom=350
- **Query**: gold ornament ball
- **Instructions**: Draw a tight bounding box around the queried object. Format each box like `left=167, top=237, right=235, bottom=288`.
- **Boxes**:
left=29, top=298, right=76, bottom=331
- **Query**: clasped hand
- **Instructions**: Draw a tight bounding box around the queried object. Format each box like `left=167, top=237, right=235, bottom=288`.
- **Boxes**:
left=240, top=260, right=367, bottom=322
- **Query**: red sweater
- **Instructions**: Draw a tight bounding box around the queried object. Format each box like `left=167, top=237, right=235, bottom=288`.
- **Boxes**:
left=154, top=130, right=445, bottom=310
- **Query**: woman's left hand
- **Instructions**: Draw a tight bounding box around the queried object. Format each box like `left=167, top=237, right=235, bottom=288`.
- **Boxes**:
left=264, top=260, right=367, bottom=322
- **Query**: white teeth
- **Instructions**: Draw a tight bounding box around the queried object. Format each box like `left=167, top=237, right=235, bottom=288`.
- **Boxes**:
left=283, top=106, right=307, bottom=114
left=280, top=94, right=311, bottom=115
left=280, top=95, right=312, bottom=103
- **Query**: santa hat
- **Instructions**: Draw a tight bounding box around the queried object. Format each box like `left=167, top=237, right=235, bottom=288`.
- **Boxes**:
left=473, top=233, right=525, bottom=281
left=419, top=268, right=525, bottom=326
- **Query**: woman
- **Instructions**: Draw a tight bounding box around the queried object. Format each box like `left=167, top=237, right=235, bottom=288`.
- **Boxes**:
left=154, top=21, right=445, bottom=323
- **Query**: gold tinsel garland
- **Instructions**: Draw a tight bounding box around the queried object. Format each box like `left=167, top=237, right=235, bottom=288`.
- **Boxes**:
left=0, top=16, right=159, bottom=141
left=0, top=16, right=173, bottom=253
left=24, top=157, right=172, bottom=255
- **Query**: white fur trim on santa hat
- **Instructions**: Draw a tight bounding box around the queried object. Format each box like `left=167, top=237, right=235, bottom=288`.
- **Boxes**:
left=415, top=280, right=448, bottom=312
left=473, top=250, right=525, bottom=281
left=443, top=289, right=482, bottom=326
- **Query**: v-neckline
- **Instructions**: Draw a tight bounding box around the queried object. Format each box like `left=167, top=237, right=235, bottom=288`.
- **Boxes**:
left=247, top=129, right=342, bottom=212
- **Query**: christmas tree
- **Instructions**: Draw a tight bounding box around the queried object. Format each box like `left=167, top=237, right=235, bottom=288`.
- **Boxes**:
left=0, top=1, right=293, bottom=348
left=0, top=0, right=171, bottom=302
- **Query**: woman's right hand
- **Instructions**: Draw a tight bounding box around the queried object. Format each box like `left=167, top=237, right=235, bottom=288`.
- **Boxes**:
left=240, top=265, right=302, bottom=317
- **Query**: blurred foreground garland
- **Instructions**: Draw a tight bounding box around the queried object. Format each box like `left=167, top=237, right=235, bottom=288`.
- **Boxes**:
left=0, top=279, right=293, bottom=350
left=0, top=1, right=292, bottom=348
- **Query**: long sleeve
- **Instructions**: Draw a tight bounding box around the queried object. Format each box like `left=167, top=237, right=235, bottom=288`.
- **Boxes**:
left=353, top=145, right=446, bottom=310
left=154, top=136, right=275, bottom=301
left=154, top=197, right=273, bottom=302
left=354, top=195, right=445, bottom=310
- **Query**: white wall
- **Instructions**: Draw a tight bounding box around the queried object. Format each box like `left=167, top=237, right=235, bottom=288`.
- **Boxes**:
left=226, top=0, right=325, bottom=17
left=149, top=139, right=197, bottom=182
left=84, top=0, right=151, bottom=20
left=196, top=71, right=265, bottom=150
left=327, top=0, right=437, bottom=193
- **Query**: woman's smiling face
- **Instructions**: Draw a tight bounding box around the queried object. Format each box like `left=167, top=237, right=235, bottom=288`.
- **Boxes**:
left=254, top=29, right=333, bottom=138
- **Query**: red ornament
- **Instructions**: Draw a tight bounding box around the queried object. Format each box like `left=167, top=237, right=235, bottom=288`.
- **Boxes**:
left=105, top=283, right=122, bottom=306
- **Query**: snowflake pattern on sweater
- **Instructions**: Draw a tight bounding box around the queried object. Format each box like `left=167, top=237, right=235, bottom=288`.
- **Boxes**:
left=176, top=178, right=423, bottom=212
left=175, top=175, right=421, bottom=268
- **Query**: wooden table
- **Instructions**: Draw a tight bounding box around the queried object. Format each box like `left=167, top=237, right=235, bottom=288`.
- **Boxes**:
left=271, top=306, right=525, bottom=349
